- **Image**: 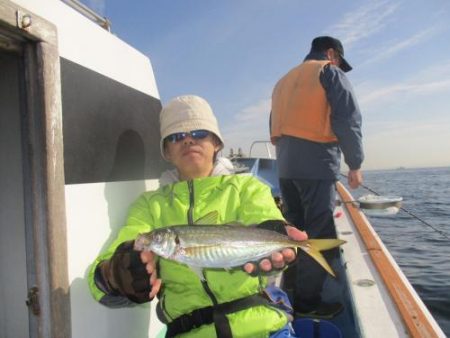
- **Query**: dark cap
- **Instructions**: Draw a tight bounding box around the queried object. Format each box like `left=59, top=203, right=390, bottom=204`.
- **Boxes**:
left=310, top=36, right=352, bottom=72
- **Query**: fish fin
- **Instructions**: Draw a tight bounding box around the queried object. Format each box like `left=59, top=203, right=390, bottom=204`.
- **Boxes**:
left=300, top=246, right=336, bottom=277
left=306, top=239, right=346, bottom=252
left=194, top=211, right=219, bottom=225
left=189, top=265, right=206, bottom=281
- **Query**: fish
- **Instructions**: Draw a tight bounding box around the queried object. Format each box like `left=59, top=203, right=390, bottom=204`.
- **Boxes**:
left=134, top=224, right=345, bottom=279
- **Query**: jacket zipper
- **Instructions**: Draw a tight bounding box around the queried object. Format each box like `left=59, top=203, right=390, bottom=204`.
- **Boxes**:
left=187, top=180, right=195, bottom=225
left=187, top=180, right=220, bottom=304
left=160, top=181, right=197, bottom=323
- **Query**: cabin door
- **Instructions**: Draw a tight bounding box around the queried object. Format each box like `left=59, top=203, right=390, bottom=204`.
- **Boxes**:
left=0, top=42, right=32, bottom=338
left=0, top=2, right=69, bottom=337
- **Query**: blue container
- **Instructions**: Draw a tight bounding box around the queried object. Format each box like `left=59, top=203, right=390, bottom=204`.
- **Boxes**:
left=293, top=318, right=342, bottom=338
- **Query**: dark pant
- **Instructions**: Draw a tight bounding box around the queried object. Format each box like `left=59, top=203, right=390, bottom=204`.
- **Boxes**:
left=279, top=178, right=337, bottom=310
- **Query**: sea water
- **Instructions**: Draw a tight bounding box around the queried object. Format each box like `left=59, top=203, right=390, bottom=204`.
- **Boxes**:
left=349, top=166, right=450, bottom=335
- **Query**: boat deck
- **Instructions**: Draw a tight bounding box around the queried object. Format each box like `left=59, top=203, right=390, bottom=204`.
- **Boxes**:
left=334, top=183, right=445, bottom=337
left=232, top=155, right=445, bottom=337
left=332, top=184, right=408, bottom=337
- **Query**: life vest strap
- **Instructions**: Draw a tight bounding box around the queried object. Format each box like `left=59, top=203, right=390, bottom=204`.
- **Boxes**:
left=165, top=293, right=269, bottom=337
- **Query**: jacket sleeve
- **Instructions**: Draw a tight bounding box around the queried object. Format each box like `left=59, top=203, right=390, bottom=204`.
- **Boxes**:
left=321, top=64, right=364, bottom=170
left=237, top=176, right=285, bottom=225
left=88, top=193, right=155, bottom=305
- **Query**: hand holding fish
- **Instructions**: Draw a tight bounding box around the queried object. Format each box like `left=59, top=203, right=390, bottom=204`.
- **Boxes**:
left=140, top=251, right=162, bottom=299
left=243, top=225, right=307, bottom=275
left=135, top=222, right=345, bottom=279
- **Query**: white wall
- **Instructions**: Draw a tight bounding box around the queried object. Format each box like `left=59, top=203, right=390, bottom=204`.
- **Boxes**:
left=13, top=0, right=159, bottom=99
left=65, top=179, right=166, bottom=338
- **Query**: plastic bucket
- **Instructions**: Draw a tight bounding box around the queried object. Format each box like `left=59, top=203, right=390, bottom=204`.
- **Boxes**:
left=293, top=318, right=342, bottom=338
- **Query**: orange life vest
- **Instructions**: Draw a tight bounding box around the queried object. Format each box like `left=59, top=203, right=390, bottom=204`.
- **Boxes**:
left=271, top=60, right=338, bottom=144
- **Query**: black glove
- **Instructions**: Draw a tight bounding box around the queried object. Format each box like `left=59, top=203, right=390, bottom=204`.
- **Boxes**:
left=257, top=219, right=289, bottom=235
left=97, top=240, right=152, bottom=304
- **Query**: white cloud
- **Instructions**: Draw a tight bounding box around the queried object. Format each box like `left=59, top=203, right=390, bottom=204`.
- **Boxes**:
left=357, top=57, right=450, bottom=110
left=360, top=25, right=444, bottom=67
left=412, top=59, right=450, bottom=82
left=220, top=98, right=272, bottom=156
left=327, top=0, right=401, bottom=48
left=359, top=78, right=450, bottom=107
left=363, top=119, right=450, bottom=169
left=233, top=98, right=271, bottom=123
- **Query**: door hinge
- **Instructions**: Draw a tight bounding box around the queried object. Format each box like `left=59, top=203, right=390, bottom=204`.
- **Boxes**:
left=26, top=286, right=40, bottom=316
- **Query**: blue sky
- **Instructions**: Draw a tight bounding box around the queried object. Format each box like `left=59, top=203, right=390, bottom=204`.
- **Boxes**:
left=84, top=0, right=450, bottom=170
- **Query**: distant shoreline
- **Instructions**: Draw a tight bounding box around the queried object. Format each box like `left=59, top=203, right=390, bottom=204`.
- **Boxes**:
left=361, top=165, right=450, bottom=172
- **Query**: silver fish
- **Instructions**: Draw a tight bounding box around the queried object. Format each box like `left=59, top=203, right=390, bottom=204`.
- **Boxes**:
left=134, top=224, right=345, bottom=279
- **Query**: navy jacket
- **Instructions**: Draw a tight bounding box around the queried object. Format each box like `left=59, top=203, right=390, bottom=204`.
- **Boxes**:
left=274, top=52, right=364, bottom=180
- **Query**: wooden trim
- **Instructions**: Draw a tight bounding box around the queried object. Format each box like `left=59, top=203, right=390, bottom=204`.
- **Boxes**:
left=0, top=1, right=70, bottom=337
left=337, top=182, right=442, bottom=338
left=38, top=35, right=71, bottom=338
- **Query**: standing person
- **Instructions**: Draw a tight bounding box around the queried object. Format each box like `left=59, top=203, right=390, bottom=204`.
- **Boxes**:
left=88, top=95, right=309, bottom=337
left=270, top=36, right=364, bottom=319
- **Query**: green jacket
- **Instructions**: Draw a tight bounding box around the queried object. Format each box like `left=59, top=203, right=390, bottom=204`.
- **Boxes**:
left=89, top=174, right=288, bottom=337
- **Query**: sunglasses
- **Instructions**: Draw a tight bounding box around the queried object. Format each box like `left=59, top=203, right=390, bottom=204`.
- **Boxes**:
left=165, top=129, right=210, bottom=143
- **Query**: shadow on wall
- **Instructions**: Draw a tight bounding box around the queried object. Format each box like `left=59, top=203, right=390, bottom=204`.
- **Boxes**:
left=109, top=129, right=146, bottom=182
left=101, top=129, right=147, bottom=253
left=71, top=129, right=151, bottom=337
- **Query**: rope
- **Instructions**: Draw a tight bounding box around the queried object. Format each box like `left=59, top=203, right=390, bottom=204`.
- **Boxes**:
left=340, top=173, right=450, bottom=241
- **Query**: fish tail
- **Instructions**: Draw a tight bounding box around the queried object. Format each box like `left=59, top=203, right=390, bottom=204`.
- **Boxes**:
left=296, top=239, right=346, bottom=277
left=301, top=246, right=336, bottom=277
left=306, top=239, right=346, bottom=251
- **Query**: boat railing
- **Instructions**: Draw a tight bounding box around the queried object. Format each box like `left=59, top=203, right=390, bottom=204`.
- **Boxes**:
left=249, top=140, right=274, bottom=159
left=228, top=141, right=280, bottom=198
left=61, top=0, right=111, bottom=31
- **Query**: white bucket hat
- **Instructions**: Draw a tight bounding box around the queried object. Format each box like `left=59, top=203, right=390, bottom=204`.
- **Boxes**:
left=160, top=95, right=224, bottom=160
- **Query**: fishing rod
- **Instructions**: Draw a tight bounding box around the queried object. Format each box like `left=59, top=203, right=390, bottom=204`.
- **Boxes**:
left=340, top=173, right=450, bottom=241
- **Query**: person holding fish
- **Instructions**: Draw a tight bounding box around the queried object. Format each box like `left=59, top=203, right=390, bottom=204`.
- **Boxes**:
left=88, top=95, right=343, bottom=337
